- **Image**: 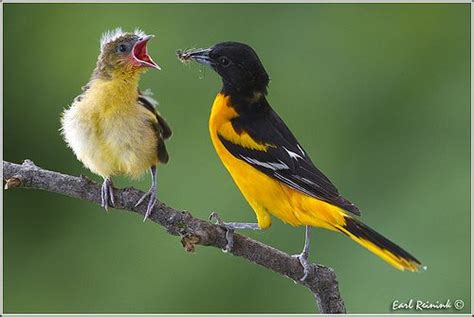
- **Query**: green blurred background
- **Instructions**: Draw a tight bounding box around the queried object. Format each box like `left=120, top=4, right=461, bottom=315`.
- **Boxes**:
left=3, top=3, right=470, bottom=314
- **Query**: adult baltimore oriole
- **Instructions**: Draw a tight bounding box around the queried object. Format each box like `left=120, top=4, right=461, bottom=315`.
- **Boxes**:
left=61, top=28, right=172, bottom=220
left=178, top=42, right=422, bottom=280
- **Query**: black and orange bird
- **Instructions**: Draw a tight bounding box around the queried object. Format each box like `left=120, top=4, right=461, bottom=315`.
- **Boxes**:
left=178, top=42, right=423, bottom=280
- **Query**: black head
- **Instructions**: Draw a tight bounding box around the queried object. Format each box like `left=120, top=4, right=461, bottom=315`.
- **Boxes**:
left=179, top=42, right=269, bottom=96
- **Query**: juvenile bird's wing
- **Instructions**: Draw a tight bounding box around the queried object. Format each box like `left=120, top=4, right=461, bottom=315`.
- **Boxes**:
left=218, top=103, right=360, bottom=215
left=138, top=89, right=172, bottom=139
left=138, top=89, right=172, bottom=164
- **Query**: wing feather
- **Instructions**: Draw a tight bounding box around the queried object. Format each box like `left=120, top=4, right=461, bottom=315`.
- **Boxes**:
left=138, top=89, right=172, bottom=164
left=219, top=102, right=360, bottom=215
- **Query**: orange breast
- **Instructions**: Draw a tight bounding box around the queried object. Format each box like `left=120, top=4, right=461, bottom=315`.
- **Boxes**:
left=208, top=93, right=345, bottom=230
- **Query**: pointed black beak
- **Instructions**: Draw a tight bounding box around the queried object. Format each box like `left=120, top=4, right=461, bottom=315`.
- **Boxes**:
left=177, top=47, right=213, bottom=66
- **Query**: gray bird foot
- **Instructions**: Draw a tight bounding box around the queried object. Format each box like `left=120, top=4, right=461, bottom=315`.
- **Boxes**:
left=209, top=212, right=260, bottom=253
left=209, top=212, right=235, bottom=252
left=292, top=251, right=311, bottom=282
left=100, top=178, right=115, bottom=211
left=135, top=186, right=157, bottom=222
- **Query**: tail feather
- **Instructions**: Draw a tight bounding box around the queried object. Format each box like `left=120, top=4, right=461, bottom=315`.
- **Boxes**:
left=336, top=216, right=422, bottom=272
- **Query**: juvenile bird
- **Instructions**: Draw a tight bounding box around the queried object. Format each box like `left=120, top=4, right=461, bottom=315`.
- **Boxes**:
left=61, top=28, right=172, bottom=220
left=179, top=42, right=422, bottom=280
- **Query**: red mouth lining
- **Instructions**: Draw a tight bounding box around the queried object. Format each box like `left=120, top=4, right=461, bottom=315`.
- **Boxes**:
left=133, top=39, right=155, bottom=65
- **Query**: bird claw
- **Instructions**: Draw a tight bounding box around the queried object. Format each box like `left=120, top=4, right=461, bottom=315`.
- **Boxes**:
left=209, top=212, right=234, bottom=252
left=100, top=178, right=115, bottom=211
left=209, top=212, right=224, bottom=225
left=136, top=189, right=157, bottom=222
left=292, top=252, right=311, bottom=282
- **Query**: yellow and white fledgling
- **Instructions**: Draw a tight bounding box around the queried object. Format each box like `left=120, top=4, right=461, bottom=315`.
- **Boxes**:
left=61, top=28, right=172, bottom=220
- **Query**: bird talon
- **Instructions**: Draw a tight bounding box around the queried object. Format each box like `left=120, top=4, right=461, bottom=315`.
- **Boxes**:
left=209, top=212, right=234, bottom=252
left=108, top=185, right=115, bottom=207
left=135, top=197, right=144, bottom=208
left=292, top=252, right=311, bottom=282
left=133, top=167, right=158, bottom=222
left=224, top=228, right=235, bottom=252
left=100, top=178, right=114, bottom=212
left=135, top=190, right=150, bottom=207
left=136, top=186, right=157, bottom=222
left=209, top=212, right=224, bottom=226
left=143, top=191, right=157, bottom=222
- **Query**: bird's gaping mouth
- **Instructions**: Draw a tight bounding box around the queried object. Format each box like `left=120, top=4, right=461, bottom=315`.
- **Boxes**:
left=133, top=36, right=161, bottom=70
left=177, top=47, right=213, bottom=66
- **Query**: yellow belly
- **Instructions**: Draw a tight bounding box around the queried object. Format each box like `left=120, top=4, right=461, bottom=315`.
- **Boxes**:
left=208, top=96, right=422, bottom=273
left=61, top=78, right=158, bottom=179
left=209, top=93, right=344, bottom=230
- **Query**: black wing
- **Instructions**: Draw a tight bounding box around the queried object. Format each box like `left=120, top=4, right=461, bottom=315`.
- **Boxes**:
left=220, top=102, right=360, bottom=215
left=138, top=90, right=172, bottom=164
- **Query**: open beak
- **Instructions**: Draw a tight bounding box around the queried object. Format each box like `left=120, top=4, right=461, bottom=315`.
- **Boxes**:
left=177, top=47, right=213, bottom=66
left=133, top=35, right=161, bottom=70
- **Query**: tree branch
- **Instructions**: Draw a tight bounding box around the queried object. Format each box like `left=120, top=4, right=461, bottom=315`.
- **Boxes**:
left=3, top=159, right=346, bottom=313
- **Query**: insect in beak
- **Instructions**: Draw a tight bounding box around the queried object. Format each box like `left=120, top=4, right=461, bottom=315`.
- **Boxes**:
left=177, top=47, right=213, bottom=66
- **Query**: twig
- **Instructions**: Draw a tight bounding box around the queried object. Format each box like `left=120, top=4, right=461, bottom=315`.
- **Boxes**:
left=3, top=159, right=346, bottom=313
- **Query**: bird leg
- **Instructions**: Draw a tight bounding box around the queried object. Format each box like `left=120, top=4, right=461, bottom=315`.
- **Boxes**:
left=100, top=177, right=115, bottom=211
left=292, top=225, right=312, bottom=281
left=135, top=166, right=157, bottom=222
left=209, top=212, right=260, bottom=252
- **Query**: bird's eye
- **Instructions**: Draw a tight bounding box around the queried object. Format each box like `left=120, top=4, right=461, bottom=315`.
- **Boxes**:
left=219, top=56, right=231, bottom=67
left=117, top=43, right=128, bottom=53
